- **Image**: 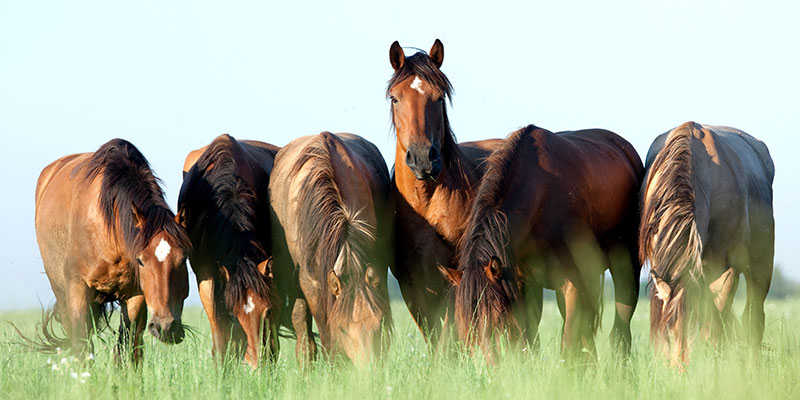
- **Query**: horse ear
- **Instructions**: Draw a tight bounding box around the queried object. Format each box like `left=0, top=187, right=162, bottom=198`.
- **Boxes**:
left=327, top=270, right=342, bottom=297
left=219, top=264, right=230, bottom=282
left=365, top=263, right=380, bottom=287
left=175, top=206, right=187, bottom=227
left=257, top=257, right=273, bottom=279
left=131, top=205, right=145, bottom=230
left=389, top=41, right=405, bottom=71
left=437, top=264, right=462, bottom=286
left=651, top=272, right=672, bottom=302
left=429, top=39, right=444, bottom=68
left=484, top=257, right=502, bottom=283
left=709, top=268, right=735, bottom=311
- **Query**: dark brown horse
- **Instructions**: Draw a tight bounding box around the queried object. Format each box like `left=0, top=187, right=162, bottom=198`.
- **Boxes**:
left=270, top=132, right=393, bottom=367
left=640, top=122, right=774, bottom=366
left=178, top=134, right=281, bottom=368
left=387, top=39, right=502, bottom=344
left=440, top=126, right=643, bottom=363
left=33, top=139, right=191, bottom=363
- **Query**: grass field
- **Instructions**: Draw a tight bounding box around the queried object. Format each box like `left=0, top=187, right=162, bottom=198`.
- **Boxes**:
left=1, top=296, right=798, bottom=400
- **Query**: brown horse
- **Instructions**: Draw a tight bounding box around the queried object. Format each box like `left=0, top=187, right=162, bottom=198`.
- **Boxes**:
left=270, top=132, right=393, bottom=367
left=387, top=39, right=502, bottom=344
left=440, top=125, right=643, bottom=363
left=178, top=134, right=281, bottom=368
left=640, top=122, right=774, bottom=366
left=33, top=139, right=191, bottom=363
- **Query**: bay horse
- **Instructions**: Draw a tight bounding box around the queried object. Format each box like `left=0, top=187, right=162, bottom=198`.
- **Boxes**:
left=178, top=134, right=281, bottom=368
left=440, top=125, right=644, bottom=363
left=640, top=122, right=774, bottom=366
left=269, top=132, right=393, bottom=367
left=33, top=139, right=191, bottom=364
left=387, top=39, right=502, bottom=344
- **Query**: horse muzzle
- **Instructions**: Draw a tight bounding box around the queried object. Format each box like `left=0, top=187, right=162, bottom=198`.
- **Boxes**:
left=148, top=317, right=185, bottom=344
left=405, top=144, right=442, bottom=181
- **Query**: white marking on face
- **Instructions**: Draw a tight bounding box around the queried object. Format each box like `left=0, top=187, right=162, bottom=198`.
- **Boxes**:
left=244, top=296, right=255, bottom=314
left=410, top=76, right=425, bottom=94
left=155, top=239, right=171, bottom=262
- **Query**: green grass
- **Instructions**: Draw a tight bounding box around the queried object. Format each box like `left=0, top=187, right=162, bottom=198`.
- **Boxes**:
left=1, top=297, right=799, bottom=399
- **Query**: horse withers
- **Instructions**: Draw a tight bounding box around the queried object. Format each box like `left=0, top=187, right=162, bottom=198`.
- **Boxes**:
left=33, top=139, right=190, bottom=364
left=387, top=39, right=502, bottom=345
left=270, top=132, right=393, bottom=367
left=440, top=126, right=644, bottom=364
left=640, top=122, right=774, bottom=366
left=178, top=134, right=281, bottom=368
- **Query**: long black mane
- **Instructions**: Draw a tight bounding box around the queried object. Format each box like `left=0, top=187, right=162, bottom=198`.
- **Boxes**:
left=386, top=50, right=464, bottom=173
left=178, top=134, right=274, bottom=309
left=84, top=139, right=190, bottom=260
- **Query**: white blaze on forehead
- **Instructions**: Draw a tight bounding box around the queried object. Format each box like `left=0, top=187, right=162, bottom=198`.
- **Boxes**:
left=154, top=239, right=172, bottom=262
left=243, top=296, right=255, bottom=314
left=410, top=76, right=425, bottom=94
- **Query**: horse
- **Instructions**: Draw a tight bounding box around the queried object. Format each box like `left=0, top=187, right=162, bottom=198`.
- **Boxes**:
left=387, top=39, right=503, bottom=345
left=177, top=134, right=281, bottom=368
left=33, top=139, right=191, bottom=364
left=269, top=132, right=393, bottom=367
left=640, top=122, right=774, bottom=366
left=440, top=125, right=644, bottom=363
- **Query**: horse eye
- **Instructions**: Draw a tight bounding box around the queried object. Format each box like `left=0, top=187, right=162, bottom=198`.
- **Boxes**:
left=137, top=258, right=144, bottom=267
left=390, top=96, right=398, bottom=104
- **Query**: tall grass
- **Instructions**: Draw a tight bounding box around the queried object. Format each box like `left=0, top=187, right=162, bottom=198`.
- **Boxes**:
left=1, top=297, right=798, bottom=399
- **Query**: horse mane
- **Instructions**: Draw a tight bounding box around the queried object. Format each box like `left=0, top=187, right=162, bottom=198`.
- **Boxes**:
left=85, top=139, right=190, bottom=261
left=386, top=50, right=465, bottom=176
left=179, top=134, right=274, bottom=310
left=289, top=132, right=388, bottom=328
left=454, top=126, right=535, bottom=330
left=639, top=122, right=704, bottom=335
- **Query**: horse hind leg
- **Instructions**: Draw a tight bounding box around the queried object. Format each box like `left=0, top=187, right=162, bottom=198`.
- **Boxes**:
left=607, top=245, right=640, bottom=356
left=743, top=259, right=773, bottom=352
left=292, top=298, right=316, bottom=368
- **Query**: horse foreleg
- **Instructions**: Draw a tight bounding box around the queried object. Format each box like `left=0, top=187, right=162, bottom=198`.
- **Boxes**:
left=197, top=275, right=232, bottom=362
left=559, top=277, right=598, bottom=364
left=744, top=264, right=772, bottom=352
left=292, top=298, right=316, bottom=368
left=116, top=295, right=146, bottom=366
left=65, top=281, right=94, bottom=356
left=523, top=281, right=543, bottom=353
left=608, top=246, right=640, bottom=355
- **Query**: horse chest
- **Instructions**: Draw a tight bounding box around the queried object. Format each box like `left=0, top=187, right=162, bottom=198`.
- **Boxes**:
left=85, top=261, right=136, bottom=299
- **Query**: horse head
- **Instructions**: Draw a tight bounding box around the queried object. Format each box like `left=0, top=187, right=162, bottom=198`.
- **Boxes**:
left=387, top=39, right=450, bottom=181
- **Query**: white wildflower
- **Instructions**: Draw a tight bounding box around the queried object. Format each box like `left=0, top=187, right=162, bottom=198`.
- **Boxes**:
left=70, top=372, right=78, bottom=379
left=60, top=357, right=67, bottom=365
left=51, top=364, right=59, bottom=371
left=46, top=357, right=52, bottom=365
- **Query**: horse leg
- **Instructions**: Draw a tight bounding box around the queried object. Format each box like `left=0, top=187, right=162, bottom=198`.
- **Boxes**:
left=292, top=298, right=316, bottom=368
left=743, top=262, right=772, bottom=352
left=559, top=276, right=599, bottom=364
left=115, top=294, right=146, bottom=366
left=523, top=281, right=543, bottom=353
left=608, top=245, right=639, bottom=355
left=64, top=281, right=93, bottom=356
left=196, top=272, right=232, bottom=362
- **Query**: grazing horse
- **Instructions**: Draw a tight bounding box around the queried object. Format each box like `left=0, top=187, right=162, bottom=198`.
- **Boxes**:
left=270, top=132, right=393, bottom=367
left=640, top=122, right=774, bottom=365
left=440, top=125, right=643, bottom=363
left=177, top=134, right=281, bottom=368
left=387, top=39, right=502, bottom=344
left=34, top=139, right=190, bottom=363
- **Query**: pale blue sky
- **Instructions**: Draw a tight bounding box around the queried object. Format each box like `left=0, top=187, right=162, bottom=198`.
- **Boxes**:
left=1, top=1, right=798, bottom=309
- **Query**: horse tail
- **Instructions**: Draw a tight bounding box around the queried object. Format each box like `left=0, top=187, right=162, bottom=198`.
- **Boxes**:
left=639, top=122, right=704, bottom=336
left=11, top=306, right=70, bottom=354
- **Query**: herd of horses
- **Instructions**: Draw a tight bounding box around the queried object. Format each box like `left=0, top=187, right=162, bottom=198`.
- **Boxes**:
left=30, top=40, right=775, bottom=369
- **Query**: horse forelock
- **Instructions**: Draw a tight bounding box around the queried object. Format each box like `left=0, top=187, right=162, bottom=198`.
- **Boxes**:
left=86, top=139, right=190, bottom=261
left=640, top=124, right=704, bottom=335
left=291, top=136, right=389, bottom=328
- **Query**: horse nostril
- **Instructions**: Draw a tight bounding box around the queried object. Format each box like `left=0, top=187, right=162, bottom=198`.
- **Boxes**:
left=405, top=150, right=414, bottom=168
left=429, top=146, right=440, bottom=162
